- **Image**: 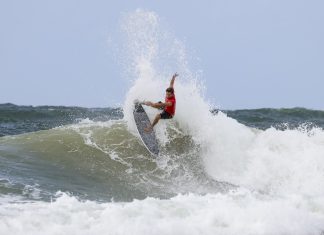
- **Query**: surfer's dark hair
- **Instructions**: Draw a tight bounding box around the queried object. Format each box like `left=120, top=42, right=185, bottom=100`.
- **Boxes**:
left=166, top=87, right=174, bottom=93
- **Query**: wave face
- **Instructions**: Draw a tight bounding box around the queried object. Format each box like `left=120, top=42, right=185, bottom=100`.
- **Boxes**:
left=1, top=9, right=324, bottom=235
left=0, top=119, right=224, bottom=202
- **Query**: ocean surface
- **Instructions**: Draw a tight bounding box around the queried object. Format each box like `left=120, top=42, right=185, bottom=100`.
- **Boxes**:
left=1, top=9, right=324, bottom=235
left=1, top=103, right=324, bottom=234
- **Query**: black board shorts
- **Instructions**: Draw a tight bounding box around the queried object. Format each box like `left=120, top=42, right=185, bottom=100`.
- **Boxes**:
left=160, top=110, right=173, bottom=119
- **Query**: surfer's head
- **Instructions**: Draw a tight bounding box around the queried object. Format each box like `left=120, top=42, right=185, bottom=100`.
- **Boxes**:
left=166, top=87, right=174, bottom=98
left=165, top=87, right=174, bottom=95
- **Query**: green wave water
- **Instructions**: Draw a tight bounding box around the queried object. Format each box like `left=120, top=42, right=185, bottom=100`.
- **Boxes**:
left=0, top=115, right=225, bottom=202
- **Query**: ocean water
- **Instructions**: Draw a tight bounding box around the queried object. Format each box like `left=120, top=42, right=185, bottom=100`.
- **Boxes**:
left=1, top=9, right=324, bottom=235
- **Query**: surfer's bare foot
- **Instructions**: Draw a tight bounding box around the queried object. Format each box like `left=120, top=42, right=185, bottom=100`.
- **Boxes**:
left=144, top=126, right=153, bottom=132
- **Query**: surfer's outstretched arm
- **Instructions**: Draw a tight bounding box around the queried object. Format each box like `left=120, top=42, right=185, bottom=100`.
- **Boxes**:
left=169, top=73, right=178, bottom=88
left=144, top=101, right=165, bottom=109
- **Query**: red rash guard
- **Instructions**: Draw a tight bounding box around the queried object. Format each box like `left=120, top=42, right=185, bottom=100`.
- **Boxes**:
left=164, top=95, right=176, bottom=116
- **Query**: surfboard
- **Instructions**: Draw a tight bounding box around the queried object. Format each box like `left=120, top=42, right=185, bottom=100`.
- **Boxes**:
left=133, top=102, right=159, bottom=156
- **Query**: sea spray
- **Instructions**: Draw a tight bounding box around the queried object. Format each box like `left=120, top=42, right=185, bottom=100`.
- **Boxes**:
left=119, top=9, right=256, bottom=189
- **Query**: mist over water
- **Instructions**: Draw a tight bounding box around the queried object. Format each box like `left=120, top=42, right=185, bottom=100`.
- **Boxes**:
left=0, top=9, right=324, bottom=235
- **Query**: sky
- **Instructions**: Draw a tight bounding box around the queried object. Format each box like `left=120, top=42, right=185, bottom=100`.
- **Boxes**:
left=1, top=0, right=323, bottom=110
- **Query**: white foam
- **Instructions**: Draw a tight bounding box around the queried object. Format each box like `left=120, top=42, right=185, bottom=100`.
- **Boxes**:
left=224, top=127, right=324, bottom=196
left=0, top=191, right=323, bottom=235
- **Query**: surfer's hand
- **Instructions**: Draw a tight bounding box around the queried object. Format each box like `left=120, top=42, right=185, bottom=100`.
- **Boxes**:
left=144, top=101, right=153, bottom=106
left=173, top=73, right=178, bottom=78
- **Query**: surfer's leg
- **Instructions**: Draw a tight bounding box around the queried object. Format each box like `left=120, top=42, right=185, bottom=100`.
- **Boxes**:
left=144, top=114, right=161, bottom=132
left=151, top=114, right=161, bottom=127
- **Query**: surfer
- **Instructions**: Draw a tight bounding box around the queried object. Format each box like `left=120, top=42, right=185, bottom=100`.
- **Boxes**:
left=143, top=73, right=178, bottom=132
